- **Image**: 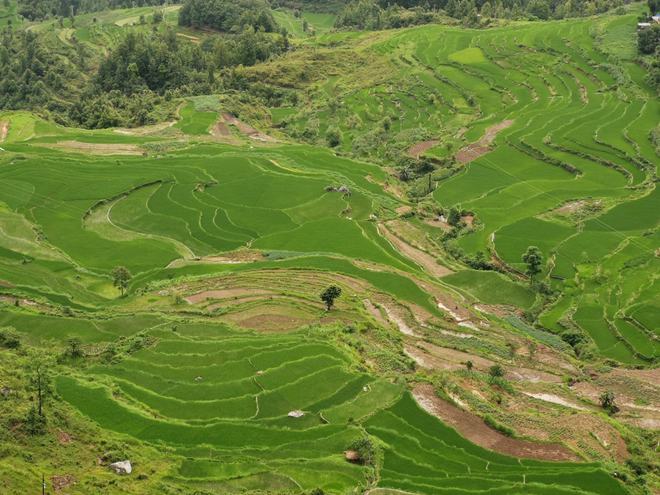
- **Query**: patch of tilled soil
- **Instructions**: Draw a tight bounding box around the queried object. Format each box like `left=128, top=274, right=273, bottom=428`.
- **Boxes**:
left=378, top=223, right=453, bottom=278
left=413, top=383, right=579, bottom=461
left=46, top=141, right=143, bottom=155
left=233, top=313, right=311, bottom=332
left=0, top=121, right=9, bottom=142
left=408, top=139, right=439, bottom=158
left=185, top=288, right=274, bottom=304
left=51, top=474, right=76, bottom=492
left=455, top=119, right=514, bottom=164
left=222, top=112, right=276, bottom=142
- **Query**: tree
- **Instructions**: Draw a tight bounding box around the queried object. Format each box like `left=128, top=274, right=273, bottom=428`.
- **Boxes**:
left=24, top=404, right=47, bottom=435
left=465, top=360, right=473, bottom=371
left=345, top=436, right=377, bottom=466
left=326, top=126, right=341, bottom=147
left=111, top=266, right=132, bottom=295
left=488, top=364, right=504, bottom=379
left=0, top=326, right=21, bottom=349
left=64, top=338, right=83, bottom=359
left=600, top=390, right=618, bottom=415
left=638, top=25, right=660, bottom=55
left=320, top=285, right=342, bottom=311
left=28, top=359, right=52, bottom=418
left=522, top=246, right=543, bottom=281
left=447, top=207, right=461, bottom=227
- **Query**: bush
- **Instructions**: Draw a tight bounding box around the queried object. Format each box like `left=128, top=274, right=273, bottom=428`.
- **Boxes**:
left=326, top=126, right=341, bottom=147
left=24, top=405, right=46, bottom=435
left=345, top=436, right=377, bottom=466
left=0, top=327, right=21, bottom=349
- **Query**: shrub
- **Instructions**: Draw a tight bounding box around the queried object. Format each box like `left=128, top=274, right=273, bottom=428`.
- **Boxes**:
left=346, top=436, right=377, bottom=466
left=0, top=327, right=21, bottom=349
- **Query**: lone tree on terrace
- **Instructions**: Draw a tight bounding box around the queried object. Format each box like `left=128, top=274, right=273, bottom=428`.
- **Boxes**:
left=522, top=246, right=543, bottom=282
left=112, top=266, right=132, bottom=296
left=320, top=285, right=342, bottom=311
left=600, top=390, right=618, bottom=415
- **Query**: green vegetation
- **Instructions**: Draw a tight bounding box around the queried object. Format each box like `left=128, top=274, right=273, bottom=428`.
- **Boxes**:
left=0, top=1, right=657, bottom=494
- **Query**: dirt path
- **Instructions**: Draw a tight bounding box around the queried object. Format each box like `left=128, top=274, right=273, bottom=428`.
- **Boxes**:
left=0, top=121, right=9, bottom=142
left=455, top=120, right=514, bottom=164
left=378, top=223, right=453, bottom=278
left=413, top=383, right=580, bottom=462
left=408, top=139, right=439, bottom=158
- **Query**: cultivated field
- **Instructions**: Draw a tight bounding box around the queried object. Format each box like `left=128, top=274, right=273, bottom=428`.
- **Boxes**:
left=0, top=3, right=657, bottom=494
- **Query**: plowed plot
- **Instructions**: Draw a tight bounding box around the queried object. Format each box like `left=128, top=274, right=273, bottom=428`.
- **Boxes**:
left=455, top=120, right=513, bottom=164
left=413, top=384, right=578, bottom=461
left=366, top=393, right=628, bottom=494
left=45, top=140, right=143, bottom=155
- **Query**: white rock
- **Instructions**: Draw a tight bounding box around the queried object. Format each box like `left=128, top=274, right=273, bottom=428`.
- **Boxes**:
left=288, top=410, right=304, bottom=418
left=109, top=460, right=132, bottom=475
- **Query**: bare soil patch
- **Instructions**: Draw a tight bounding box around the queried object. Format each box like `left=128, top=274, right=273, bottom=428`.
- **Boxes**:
left=572, top=368, right=660, bottom=429
left=46, top=141, right=143, bottom=155
left=424, top=217, right=452, bottom=230
left=378, top=223, right=453, bottom=278
left=415, top=341, right=493, bottom=371
left=114, top=120, right=176, bottom=136
left=507, top=367, right=562, bottom=384
left=413, top=383, right=579, bottom=461
left=455, top=120, right=514, bottom=164
left=234, top=313, right=310, bottom=332
left=176, top=32, right=200, bottom=43
left=185, top=288, right=274, bottom=304
left=0, top=121, right=9, bottom=142
left=556, top=200, right=587, bottom=215
left=222, top=112, right=276, bottom=142
left=523, top=392, right=588, bottom=411
left=363, top=299, right=390, bottom=327
left=51, top=474, right=76, bottom=492
left=56, top=430, right=73, bottom=445
left=198, top=250, right=264, bottom=264
left=211, top=119, right=231, bottom=138
left=382, top=303, right=416, bottom=336
left=395, top=205, right=413, bottom=215
left=408, top=139, right=439, bottom=158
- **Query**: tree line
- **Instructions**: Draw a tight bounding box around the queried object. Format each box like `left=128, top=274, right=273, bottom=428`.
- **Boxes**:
left=334, top=0, right=627, bottom=30
left=17, top=0, right=167, bottom=21
left=178, top=0, right=278, bottom=32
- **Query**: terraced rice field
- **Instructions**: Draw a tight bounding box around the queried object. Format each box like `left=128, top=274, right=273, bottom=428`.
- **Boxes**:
left=0, top=7, right=656, bottom=494
left=279, top=10, right=658, bottom=365
left=44, top=317, right=627, bottom=494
